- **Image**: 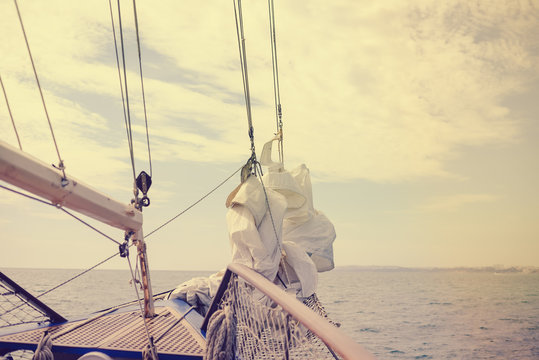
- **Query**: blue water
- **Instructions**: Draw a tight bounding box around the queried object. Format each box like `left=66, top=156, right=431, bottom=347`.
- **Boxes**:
left=1, top=268, right=538, bottom=359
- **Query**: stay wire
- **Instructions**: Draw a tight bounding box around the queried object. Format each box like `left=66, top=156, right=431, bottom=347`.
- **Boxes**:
left=145, top=164, right=243, bottom=239
left=0, top=185, right=123, bottom=303
left=13, top=0, right=65, bottom=178
left=132, top=0, right=153, bottom=177
left=58, top=208, right=121, bottom=245
left=36, top=253, right=119, bottom=300
left=115, top=0, right=137, bottom=184
left=268, top=0, right=284, bottom=163
left=0, top=164, right=241, bottom=298
left=233, top=0, right=256, bottom=157
left=0, top=184, right=120, bottom=246
left=0, top=183, right=56, bottom=206
left=0, top=74, right=23, bottom=150
left=108, top=0, right=131, bottom=172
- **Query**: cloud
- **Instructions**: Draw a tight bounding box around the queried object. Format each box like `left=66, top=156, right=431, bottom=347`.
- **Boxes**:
left=1, top=0, right=538, bottom=185
left=418, top=193, right=499, bottom=212
left=276, top=1, right=538, bottom=182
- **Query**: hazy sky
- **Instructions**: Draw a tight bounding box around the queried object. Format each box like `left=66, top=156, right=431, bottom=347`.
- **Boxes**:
left=1, top=0, right=538, bottom=271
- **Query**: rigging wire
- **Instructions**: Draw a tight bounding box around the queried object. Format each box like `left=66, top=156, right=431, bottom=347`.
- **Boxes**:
left=0, top=184, right=120, bottom=246
left=145, top=164, right=243, bottom=238
left=254, top=161, right=290, bottom=285
left=35, top=253, right=119, bottom=300
left=115, top=0, right=137, bottom=185
left=0, top=183, right=57, bottom=206
left=13, top=0, right=66, bottom=179
left=0, top=183, right=122, bottom=302
left=132, top=0, right=153, bottom=178
left=233, top=0, right=256, bottom=160
left=231, top=1, right=288, bottom=284
left=0, top=162, right=242, bottom=297
left=58, top=208, right=121, bottom=245
left=107, top=0, right=131, bottom=171
left=0, top=250, right=122, bottom=320
left=231, top=1, right=287, bottom=284
left=0, top=74, right=23, bottom=151
left=267, top=0, right=284, bottom=164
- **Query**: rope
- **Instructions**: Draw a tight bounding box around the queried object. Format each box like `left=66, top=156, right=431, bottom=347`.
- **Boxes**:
left=37, top=253, right=119, bottom=300
left=132, top=0, right=153, bottom=178
left=51, top=308, right=118, bottom=341
left=0, top=74, right=23, bottom=150
left=32, top=332, right=53, bottom=360
left=142, top=337, right=159, bottom=360
left=145, top=165, right=242, bottom=238
left=0, top=283, right=50, bottom=326
left=0, top=251, right=118, bottom=318
left=13, top=0, right=65, bottom=180
left=115, top=0, right=137, bottom=185
left=204, top=306, right=236, bottom=360
left=0, top=184, right=120, bottom=245
left=255, top=163, right=290, bottom=286
left=0, top=161, right=240, bottom=298
left=154, top=306, right=195, bottom=344
left=58, top=207, right=121, bottom=245
left=107, top=0, right=131, bottom=179
left=233, top=0, right=256, bottom=159
left=0, top=184, right=52, bottom=206
left=267, top=0, right=284, bottom=164
left=0, top=184, right=122, bottom=316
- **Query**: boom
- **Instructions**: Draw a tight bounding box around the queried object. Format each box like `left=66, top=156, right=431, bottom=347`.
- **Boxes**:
left=0, top=140, right=142, bottom=232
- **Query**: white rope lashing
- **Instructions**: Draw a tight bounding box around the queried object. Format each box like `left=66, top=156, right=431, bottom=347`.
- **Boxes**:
left=204, top=306, right=236, bottom=360
left=32, top=332, right=53, bottom=360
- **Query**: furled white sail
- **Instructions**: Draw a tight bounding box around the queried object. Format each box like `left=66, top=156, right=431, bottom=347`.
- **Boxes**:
left=260, top=137, right=336, bottom=273
left=226, top=175, right=287, bottom=281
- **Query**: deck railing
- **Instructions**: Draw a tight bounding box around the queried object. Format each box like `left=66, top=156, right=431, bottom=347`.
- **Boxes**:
left=203, top=263, right=375, bottom=360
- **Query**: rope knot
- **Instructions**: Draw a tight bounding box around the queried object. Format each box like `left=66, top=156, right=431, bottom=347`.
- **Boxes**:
left=32, top=331, right=53, bottom=360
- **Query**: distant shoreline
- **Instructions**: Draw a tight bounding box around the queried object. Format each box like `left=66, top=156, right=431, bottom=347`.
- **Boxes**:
left=2, top=266, right=538, bottom=274
left=334, top=265, right=539, bottom=273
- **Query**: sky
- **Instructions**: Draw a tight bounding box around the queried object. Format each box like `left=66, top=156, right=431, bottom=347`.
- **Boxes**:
left=1, top=0, right=538, bottom=271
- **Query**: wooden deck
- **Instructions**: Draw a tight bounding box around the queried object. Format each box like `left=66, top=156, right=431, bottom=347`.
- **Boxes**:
left=0, top=300, right=205, bottom=360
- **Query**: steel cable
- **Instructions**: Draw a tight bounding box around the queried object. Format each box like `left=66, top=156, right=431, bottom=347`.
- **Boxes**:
left=13, top=0, right=65, bottom=178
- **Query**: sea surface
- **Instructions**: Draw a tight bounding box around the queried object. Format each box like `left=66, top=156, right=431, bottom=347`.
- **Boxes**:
left=1, top=267, right=538, bottom=359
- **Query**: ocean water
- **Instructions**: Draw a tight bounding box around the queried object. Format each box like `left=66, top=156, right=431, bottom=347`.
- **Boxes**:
left=1, top=268, right=538, bottom=359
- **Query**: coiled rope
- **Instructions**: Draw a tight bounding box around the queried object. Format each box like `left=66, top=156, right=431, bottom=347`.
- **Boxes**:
left=204, top=306, right=236, bottom=360
left=32, top=332, right=53, bottom=360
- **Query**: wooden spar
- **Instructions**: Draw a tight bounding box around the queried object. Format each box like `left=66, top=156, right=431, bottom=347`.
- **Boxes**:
left=226, top=263, right=377, bottom=360
left=0, top=140, right=142, bottom=232
left=0, top=140, right=154, bottom=316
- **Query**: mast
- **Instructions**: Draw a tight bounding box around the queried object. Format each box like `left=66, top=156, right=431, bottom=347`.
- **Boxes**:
left=133, top=231, right=155, bottom=317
